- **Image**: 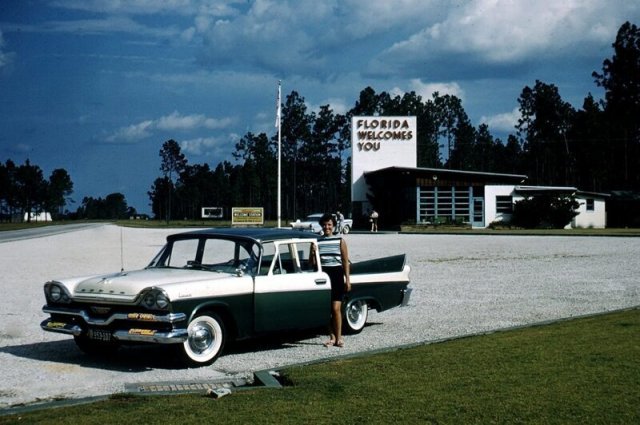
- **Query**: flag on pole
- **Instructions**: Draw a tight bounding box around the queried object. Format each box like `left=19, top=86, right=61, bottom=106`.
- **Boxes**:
left=275, top=80, right=281, bottom=128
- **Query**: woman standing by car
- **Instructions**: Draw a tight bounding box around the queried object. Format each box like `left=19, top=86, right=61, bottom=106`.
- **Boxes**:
left=310, top=212, right=351, bottom=347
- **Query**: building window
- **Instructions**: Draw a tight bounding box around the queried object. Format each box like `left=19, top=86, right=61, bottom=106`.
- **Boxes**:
left=418, top=186, right=470, bottom=224
left=586, top=198, right=594, bottom=211
left=496, top=196, right=513, bottom=213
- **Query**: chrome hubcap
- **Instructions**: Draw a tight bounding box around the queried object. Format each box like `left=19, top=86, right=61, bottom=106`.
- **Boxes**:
left=190, top=323, right=214, bottom=353
left=347, top=300, right=365, bottom=325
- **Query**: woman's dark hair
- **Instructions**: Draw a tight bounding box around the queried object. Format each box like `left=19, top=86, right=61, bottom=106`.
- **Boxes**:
left=318, top=213, right=336, bottom=226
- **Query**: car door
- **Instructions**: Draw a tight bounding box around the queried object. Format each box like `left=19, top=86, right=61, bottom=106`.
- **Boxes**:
left=254, top=240, right=330, bottom=332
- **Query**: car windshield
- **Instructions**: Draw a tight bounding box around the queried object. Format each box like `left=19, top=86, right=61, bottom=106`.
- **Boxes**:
left=148, top=237, right=258, bottom=274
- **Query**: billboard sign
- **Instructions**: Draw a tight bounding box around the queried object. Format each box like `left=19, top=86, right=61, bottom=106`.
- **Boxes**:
left=201, top=207, right=223, bottom=219
left=231, top=207, right=264, bottom=225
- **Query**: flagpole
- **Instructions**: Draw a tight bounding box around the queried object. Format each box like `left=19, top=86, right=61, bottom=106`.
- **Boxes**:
left=276, top=80, right=282, bottom=228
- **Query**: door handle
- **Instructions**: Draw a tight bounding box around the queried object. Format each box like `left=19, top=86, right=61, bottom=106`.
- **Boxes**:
left=315, top=279, right=327, bottom=285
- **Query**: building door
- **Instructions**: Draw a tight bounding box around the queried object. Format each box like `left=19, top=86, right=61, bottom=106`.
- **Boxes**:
left=471, top=198, right=484, bottom=227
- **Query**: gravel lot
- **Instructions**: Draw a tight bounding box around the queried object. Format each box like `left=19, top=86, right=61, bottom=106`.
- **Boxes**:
left=1, top=224, right=639, bottom=409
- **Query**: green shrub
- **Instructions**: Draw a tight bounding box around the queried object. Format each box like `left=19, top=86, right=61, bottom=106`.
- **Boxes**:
left=512, top=195, right=579, bottom=229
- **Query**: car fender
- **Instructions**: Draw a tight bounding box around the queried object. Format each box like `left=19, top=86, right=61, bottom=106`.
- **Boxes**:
left=187, top=300, right=240, bottom=340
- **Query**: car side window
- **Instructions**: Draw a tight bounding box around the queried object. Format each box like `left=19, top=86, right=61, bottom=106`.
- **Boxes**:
left=259, top=242, right=277, bottom=275
left=258, top=241, right=318, bottom=275
left=246, top=243, right=260, bottom=275
left=278, top=243, right=297, bottom=274
left=297, top=241, right=317, bottom=272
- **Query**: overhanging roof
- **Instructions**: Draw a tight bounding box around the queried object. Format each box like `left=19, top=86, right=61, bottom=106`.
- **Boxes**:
left=515, top=185, right=577, bottom=193
left=577, top=190, right=610, bottom=198
left=514, top=186, right=610, bottom=198
left=364, top=166, right=527, bottom=184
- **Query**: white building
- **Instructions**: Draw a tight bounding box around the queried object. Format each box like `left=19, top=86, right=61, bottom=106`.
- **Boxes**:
left=572, top=191, right=608, bottom=229
left=351, top=115, right=609, bottom=229
left=485, top=185, right=608, bottom=229
left=358, top=166, right=608, bottom=229
left=12, top=211, right=53, bottom=222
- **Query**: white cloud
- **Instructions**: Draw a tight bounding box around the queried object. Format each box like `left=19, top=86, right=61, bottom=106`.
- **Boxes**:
left=34, top=0, right=249, bottom=62
left=9, top=1, right=241, bottom=43
left=197, top=2, right=327, bottom=74
left=194, top=0, right=441, bottom=76
left=180, top=27, right=196, bottom=42
left=106, top=111, right=233, bottom=143
left=38, top=0, right=638, bottom=82
left=3, top=16, right=181, bottom=39
left=479, top=107, right=521, bottom=133
left=177, top=0, right=637, bottom=84
left=180, top=136, right=220, bottom=156
left=194, top=14, right=213, bottom=32
left=106, top=120, right=154, bottom=142
left=412, top=80, right=464, bottom=101
left=180, top=134, right=238, bottom=157
left=342, top=0, right=442, bottom=38
left=50, top=0, right=242, bottom=17
left=391, top=80, right=465, bottom=101
left=156, top=111, right=233, bottom=131
left=378, top=0, right=631, bottom=65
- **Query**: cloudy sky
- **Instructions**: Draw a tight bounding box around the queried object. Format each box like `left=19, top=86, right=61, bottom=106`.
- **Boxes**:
left=1, top=1, right=638, bottom=214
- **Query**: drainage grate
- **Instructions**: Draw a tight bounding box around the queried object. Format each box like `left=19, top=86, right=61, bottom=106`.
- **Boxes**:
left=125, top=376, right=251, bottom=395
left=124, top=370, right=284, bottom=396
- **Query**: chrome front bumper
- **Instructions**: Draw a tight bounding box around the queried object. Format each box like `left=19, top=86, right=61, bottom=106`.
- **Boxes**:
left=41, top=305, right=188, bottom=344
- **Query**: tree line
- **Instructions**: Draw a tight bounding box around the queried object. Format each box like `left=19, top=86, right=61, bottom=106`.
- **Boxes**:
left=2, top=22, right=638, bottom=223
left=149, top=22, right=639, bottom=223
left=0, top=159, right=73, bottom=222
left=0, top=159, right=134, bottom=221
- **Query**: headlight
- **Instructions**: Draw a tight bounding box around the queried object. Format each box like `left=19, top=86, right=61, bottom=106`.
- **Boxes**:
left=45, top=282, right=71, bottom=304
left=50, top=285, right=62, bottom=301
left=156, top=293, right=169, bottom=309
left=142, top=292, right=156, bottom=309
left=139, top=288, right=170, bottom=310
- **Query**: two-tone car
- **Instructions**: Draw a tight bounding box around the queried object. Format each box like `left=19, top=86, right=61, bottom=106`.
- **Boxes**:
left=41, top=228, right=411, bottom=366
left=290, top=213, right=353, bottom=234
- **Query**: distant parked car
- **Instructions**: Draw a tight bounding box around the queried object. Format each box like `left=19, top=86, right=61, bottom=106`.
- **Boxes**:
left=290, top=213, right=353, bottom=234
left=41, top=228, right=411, bottom=366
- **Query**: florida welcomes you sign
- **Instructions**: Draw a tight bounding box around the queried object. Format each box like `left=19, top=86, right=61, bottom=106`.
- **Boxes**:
left=351, top=116, right=417, bottom=205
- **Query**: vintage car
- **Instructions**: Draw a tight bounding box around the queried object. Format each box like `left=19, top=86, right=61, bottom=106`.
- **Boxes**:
left=41, top=228, right=411, bottom=366
left=290, top=213, right=353, bottom=234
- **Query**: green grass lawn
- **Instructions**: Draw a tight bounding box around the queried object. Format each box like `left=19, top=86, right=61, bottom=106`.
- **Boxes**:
left=3, top=308, right=639, bottom=424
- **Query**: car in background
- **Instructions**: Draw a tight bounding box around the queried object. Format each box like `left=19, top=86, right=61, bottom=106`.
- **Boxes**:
left=40, top=228, right=410, bottom=366
left=290, top=213, right=353, bottom=234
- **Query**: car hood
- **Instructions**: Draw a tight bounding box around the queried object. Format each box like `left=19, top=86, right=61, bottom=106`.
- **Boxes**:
left=61, top=268, right=239, bottom=302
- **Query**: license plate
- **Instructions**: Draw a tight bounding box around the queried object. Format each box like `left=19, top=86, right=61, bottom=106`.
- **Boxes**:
left=87, top=328, right=112, bottom=342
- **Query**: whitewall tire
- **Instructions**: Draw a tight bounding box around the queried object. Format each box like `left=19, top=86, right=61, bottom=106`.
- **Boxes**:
left=343, top=299, right=368, bottom=334
left=181, top=313, right=226, bottom=366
